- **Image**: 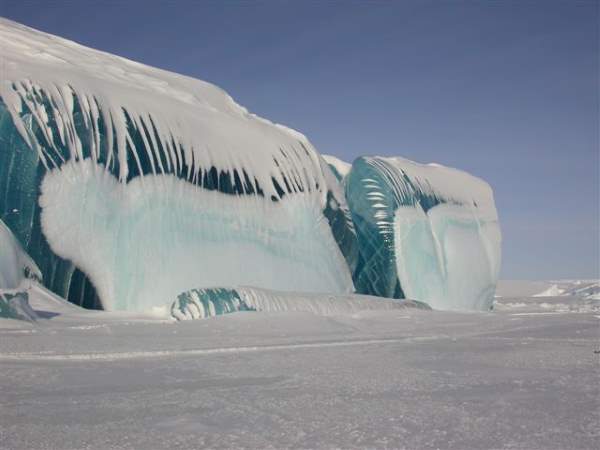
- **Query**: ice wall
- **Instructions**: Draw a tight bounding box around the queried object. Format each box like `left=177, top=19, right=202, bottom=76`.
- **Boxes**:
left=345, top=156, right=501, bottom=311
left=40, top=160, right=353, bottom=311
left=0, top=18, right=356, bottom=311
left=0, top=18, right=501, bottom=314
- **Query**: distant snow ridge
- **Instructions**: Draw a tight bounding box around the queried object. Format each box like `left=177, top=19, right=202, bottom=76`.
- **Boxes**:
left=0, top=18, right=501, bottom=314
left=534, top=281, right=600, bottom=300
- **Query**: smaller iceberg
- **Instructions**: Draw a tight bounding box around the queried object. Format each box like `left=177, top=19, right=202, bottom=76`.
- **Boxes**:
left=345, top=156, right=501, bottom=311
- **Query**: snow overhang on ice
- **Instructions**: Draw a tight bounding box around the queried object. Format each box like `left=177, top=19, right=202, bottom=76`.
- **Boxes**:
left=359, top=156, right=499, bottom=221
left=0, top=18, right=333, bottom=202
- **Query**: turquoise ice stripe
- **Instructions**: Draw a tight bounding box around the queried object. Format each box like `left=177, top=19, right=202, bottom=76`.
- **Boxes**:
left=345, top=157, right=406, bottom=298
left=0, top=100, right=92, bottom=307
left=345, top=156, right=462, bottom=300
left=322, top=190, right=359, bottom=275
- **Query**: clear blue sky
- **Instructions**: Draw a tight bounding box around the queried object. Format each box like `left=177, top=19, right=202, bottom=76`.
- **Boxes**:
left=2, top=0, right=598, bottom=280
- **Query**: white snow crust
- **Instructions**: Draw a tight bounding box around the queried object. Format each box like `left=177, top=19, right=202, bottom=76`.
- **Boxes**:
left=368, top=156, right=499, bottom=220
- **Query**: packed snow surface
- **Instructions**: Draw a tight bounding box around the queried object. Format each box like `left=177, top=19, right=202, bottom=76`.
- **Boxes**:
left=0, top=282, right=597, bottom=449
left=0, top=18, right=328, bottom=191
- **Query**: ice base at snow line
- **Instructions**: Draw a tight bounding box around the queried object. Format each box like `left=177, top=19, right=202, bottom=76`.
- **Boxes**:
left=171, top=286, right=431, bottom=320
left=171, top=288, right=254, bottom=320
left=394, top=204, right=500, bottom=311
left=0, top=219, right=42, bottom=290
left=40, top=160, right=354, bottom=312
left=345, top=156, right=501, bottom=311
left=0, top=290, right=37, bottom=321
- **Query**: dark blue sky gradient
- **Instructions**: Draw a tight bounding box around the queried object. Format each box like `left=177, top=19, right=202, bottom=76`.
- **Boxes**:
left=2, top=0, right=598, bottom=279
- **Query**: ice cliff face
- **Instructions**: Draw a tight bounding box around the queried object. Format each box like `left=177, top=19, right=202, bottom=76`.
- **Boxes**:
left=0, top=18, right=500, bottom=313
left=345, top=156, right=501, bottom=310
left=0, top=18, right=356, bottom=311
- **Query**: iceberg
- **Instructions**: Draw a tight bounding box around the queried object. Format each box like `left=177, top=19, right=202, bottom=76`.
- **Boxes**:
left=0, top=18, right=500, bottom=314
left=0, top=19, right=356, bottom=311
left=345, top=156, right=501, bottom=310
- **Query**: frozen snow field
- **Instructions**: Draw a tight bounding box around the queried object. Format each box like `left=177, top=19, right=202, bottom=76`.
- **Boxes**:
left=1, top=282, right=598, bottom=449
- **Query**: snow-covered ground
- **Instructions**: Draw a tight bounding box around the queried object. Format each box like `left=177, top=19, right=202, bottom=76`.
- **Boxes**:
left=1, top=282, right=598, bottom=449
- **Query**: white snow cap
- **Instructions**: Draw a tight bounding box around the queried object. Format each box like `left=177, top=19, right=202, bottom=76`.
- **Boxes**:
left=322, top=155, right=352, bottom=179
left=363, top=155, right=499, bottom=219
left=0, top=18, right=331, bottom=200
